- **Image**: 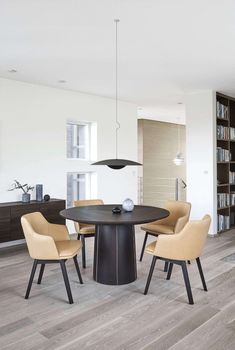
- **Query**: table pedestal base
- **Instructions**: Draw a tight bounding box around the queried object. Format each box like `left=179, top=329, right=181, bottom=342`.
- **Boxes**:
left=93, top=224, right=137, bottom=285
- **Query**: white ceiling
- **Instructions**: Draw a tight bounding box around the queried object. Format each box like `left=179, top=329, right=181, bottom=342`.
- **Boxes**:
left=1, top=0, right=235, bottom=124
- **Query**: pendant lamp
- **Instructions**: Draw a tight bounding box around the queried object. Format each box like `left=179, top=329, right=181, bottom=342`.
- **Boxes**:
left=173, top=121, right=184, bottom=166
left=92, top=19, right=141, bottom=170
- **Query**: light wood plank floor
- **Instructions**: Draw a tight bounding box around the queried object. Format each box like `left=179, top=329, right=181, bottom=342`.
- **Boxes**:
left=1, top=228, right=235, bottom=350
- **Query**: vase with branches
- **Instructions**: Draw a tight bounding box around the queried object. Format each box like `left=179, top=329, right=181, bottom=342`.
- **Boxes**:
left=8, top=180, right=34, bottom=203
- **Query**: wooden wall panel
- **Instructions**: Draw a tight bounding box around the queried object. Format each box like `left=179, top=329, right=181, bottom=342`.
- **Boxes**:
left=138, top=119, right=186, bottom=207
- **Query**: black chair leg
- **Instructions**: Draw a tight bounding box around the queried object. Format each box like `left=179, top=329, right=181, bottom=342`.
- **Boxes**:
left=73, top=255, right=83, bottom=284
left=144, top=256, right=157, bottom=295
left=196, top=257, right=207, bottom=291
left=25, top=259, right=38, bottom=299
left=60, top=260, right=73, bottom=304
left=140, top=233, right=148, bottom=262
left=181, top=261, right=194, bottom=305
left=37, top=264, right=45, bottom=284
left=166, top=262, right=173, bottom=280
left=164, top=261, right=169, bottom=272
left=81, top=235, right=86, bottom=268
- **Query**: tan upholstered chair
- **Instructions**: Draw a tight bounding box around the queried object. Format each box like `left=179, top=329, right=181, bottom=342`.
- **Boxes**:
left=74, top=199, right=104, bottom=268
left=21, top=212, right=83, bottom=304
left=140, top=200, right=191, bottom=267
left=144, top=215, right=211, bottom=304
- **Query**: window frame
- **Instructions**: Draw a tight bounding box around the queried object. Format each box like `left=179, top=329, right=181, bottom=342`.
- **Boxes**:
left=66, top=171, right=97, bottom=208
left=66, top=121, right=91, bottom=161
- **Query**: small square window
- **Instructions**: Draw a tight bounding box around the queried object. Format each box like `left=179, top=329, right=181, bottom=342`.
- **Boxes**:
left=67, top=172, right=97, bottom=208
left=67, top=122, right=90, bottom=160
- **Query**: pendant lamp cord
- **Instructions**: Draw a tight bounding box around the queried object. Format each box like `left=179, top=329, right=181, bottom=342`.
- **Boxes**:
left=176, top=117, right=181, bottom=154
left=178, top=123, right=180, bottom=154
left=115, top=19, right=120, bottom=159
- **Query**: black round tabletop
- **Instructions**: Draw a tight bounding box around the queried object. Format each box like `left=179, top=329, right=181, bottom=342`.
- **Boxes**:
left=60, top=204, right=169, bottom=225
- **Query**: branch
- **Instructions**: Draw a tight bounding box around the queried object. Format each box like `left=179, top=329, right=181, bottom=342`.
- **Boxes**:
left=8, top=180, right=34, bottom=193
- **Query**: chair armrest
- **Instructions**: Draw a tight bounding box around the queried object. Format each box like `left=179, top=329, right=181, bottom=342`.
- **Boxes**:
left=154, top=222, right=198, bottom=260
left=151, top=216, right=170, bottom=226
left=26, top=232, right=59, bottom=260
left=48, top=223, right=70, bottom=241
left=154, top=229, right=190, bottom=261
left=174, top=215, right=189, bottom=233
left=155, top=219, right=207, bottom=261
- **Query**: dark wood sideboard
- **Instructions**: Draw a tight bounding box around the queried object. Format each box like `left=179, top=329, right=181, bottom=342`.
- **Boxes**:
left=0, top=199, right=66, bottom=243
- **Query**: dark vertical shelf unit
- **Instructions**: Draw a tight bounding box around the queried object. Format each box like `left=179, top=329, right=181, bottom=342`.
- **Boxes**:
left=216, top=92, right=235, bottom=232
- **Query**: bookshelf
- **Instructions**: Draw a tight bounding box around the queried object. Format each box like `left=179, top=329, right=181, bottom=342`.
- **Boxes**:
left=217, top=92, right=235, bottom=232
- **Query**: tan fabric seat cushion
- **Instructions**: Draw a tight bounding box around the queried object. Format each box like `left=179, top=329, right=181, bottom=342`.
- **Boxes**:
left=79, top=225, right=95, bottom=234
left=141, top=223, right=174, bottom=235
left=55, top=240, right=82, bottom=259
left=145, top=240, right=157, bottom=254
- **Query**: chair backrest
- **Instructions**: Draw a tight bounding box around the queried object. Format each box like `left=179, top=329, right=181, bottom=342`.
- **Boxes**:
left=22, top=211, right=49, bottom=235
left=74, top=199, right=104, bottom=207
left=181, top=214, right=211, bottom=259
left=21, top=212, right=59, bottom=260
left=156, top=215, right=211, bottom=261
left=73, top=199, right=104, bottom=231
left=165, top=200, right=191, bottom=233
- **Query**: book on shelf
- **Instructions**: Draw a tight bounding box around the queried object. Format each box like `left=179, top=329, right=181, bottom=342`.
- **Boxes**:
left=217, top=147, right=231, bottom=162
left=217, top=125, right=229, bottom=140
left=230, top=127, right=235, bottom=141
left=217, top=193, right=230, bottom=208
left=229, top=171, right=235, bottom=184
left=231, top=192, right=235, bottom=205
left=231, top=212, right=235, bottom=226
left=217, top=101, right=228, bottom=119
left=217, top=214, right=230, bottom=231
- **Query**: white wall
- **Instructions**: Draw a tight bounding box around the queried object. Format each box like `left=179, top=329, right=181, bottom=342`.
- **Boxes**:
left=185, top=90, right=216, bottom=235
left=0, top=78, right=138, bottom=211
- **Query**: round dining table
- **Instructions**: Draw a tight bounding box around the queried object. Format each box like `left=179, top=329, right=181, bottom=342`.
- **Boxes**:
left=60, top=205, right=169, bottom=285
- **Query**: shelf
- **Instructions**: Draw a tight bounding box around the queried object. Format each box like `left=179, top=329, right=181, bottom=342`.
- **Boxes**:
left=217, top=205, right=235, bottom=209
left=217, top=117, right=229, bottom=121
left=216, top=93, right=235, bottom=234
left=217, top=139, right=235, bottom=142
left=218, top=228, right=231, bottom=233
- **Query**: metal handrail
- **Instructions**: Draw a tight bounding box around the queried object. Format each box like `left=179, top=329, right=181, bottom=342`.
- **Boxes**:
left=175, top=178, right=187, bottom=200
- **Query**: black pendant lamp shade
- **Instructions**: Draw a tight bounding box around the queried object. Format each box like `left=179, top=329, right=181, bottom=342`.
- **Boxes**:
left=91, top=19, right=142, bottom=170
left=92, top=158, right=141, bottom=170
